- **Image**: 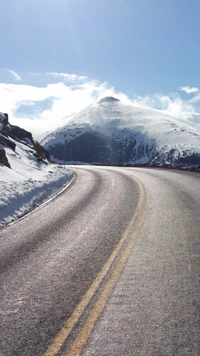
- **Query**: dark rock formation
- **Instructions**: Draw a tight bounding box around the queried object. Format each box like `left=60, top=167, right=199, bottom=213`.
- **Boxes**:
left=7, top=125, right=34, bottom=144
left=98, top=97, right=120, bottom=104
left=0, top=112, right=34, bottom=144
left=48, top=131, right=156, bottom=164
left=33, top=141, right=50, bottom=161
left=178, top=153, right=200, bottom=165
left=0, top=133, right=16, bottom=151
left=3, top=113, right=8, bottom=125
left=0, top=147, right=10, bottom=168
left=0, top=112, right=51, bottom=168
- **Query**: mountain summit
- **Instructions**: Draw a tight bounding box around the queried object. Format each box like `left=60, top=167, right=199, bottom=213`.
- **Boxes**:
left=42, top=100, right=200, bottom=165
left=98, top=96, right=120, bottom=104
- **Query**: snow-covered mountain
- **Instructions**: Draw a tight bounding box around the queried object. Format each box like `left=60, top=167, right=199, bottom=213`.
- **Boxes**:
left=42, top=97, right=200, bottom=165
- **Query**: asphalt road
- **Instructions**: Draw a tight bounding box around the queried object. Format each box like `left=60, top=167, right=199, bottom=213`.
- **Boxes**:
left=0, top=167, right=199, bottom=356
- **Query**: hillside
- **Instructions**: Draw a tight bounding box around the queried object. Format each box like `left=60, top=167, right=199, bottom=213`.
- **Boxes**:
left=0, top=113, right=73, bottom=226
left=42, top=97, right=200, bottom=165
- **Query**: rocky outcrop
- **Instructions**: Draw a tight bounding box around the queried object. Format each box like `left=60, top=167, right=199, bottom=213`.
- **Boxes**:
left=0, top=112, right=34, bottom=145
left=33, top=141, right=51, bottom=161
left=8, top=125, right=33, bottom=144
left=98, top=96, right=120, bottom=104
left=0, top=147, right=10, bottom=168
left=0, top=112, right=51, bottom=168
left=2, top=113, right=8, bottom=125
left=0, top=133, right=16, bottom=151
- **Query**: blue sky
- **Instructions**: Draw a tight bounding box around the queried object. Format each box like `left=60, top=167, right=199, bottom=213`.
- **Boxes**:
left=1, top=0, right=200, bottom=138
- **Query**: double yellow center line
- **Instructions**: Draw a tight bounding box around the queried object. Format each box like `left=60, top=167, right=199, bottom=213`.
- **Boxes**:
left=44, top=177, right=146, bottom=356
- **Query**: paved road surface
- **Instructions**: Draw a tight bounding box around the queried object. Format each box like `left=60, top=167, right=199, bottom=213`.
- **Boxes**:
left=0, top=167, right=199, bottom=356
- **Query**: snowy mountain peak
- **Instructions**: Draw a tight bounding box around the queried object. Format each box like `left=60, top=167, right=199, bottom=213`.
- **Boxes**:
left=42, top=100, right=200, bottom=165
left=98, top=96, right=120, bottom=104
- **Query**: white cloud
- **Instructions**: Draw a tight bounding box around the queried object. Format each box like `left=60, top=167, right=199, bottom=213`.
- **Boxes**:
left=8, top=70, right=22, bottom=82
left=46, top=72, right=87, bottom=82
left=1, top=73, right=200, bottom=141
left=179, top=86, right=199, bottom=94
left=132, top=92, right=200, bottom=121
left=0, top=78, right=126, bottom=140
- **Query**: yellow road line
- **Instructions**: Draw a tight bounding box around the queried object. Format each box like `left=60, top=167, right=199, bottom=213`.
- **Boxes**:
left=67, top=182, right=146, bottom=356
left=44, top=179, right=145, bottom=356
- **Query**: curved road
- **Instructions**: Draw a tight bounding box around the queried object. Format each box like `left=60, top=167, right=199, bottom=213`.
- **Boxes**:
left=0, top=167, right=199, bottom=356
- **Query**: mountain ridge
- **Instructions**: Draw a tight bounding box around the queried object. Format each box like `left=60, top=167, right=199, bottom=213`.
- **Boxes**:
left=42, top=97, right=200, bottom=165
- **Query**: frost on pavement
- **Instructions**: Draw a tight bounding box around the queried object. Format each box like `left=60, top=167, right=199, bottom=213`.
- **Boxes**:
left=0, top=139, right=73, bottom=227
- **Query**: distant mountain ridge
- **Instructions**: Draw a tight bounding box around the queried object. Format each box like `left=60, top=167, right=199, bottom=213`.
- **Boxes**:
left=42, top=97, right=200, bottom=165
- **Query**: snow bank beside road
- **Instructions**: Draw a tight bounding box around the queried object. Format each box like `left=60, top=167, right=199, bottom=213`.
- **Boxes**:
left=0, top=164, right=73, bottom=227
left=0, top=138, right=73, bottom=227
left=0, top=165, right=73, bottom=227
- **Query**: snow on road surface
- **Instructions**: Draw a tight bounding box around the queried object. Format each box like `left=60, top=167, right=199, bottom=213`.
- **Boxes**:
left=0, top=140, right=73, bottom=227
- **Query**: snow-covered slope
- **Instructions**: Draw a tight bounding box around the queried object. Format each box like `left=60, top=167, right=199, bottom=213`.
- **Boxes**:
left=0, top=115, right=73, bottom=226
left=42, top=97, right=200, bottom=165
